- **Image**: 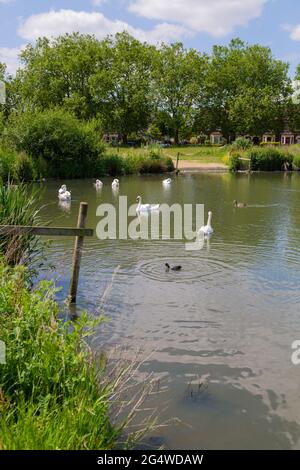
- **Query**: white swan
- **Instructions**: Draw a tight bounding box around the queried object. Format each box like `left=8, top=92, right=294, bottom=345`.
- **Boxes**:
left=136, top=195, right=159, bottom=213
left=94, top=179, right=103, bottom=189
left=58, top=190, right=71, bottom=201
left=112, top=179, right=119, bottom=188
left=58, top=184, right=67, bottom=195
left=163, top=178, right=172, bottom=185
left=198, top=211, right=213, bottom=236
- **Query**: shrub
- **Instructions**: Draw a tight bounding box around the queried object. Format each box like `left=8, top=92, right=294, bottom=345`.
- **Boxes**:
left=249, top=148, right=292, bottom=171
left=231, top=137, right=252, bottom=151
left=228, top=152, right=242, bottom=172
left=292, top=154, right=300, bottom=170
left=100, top=154, right=125, bottom=176
left=190, top=136, right=198, bottom=145
left=14, top=152, right=34, bottom=182
left=0, top=147, right=17, bottom=182
left=147, top=146, right=162, bottom=160
left=139, top=159, right=167, bottom=174
left=102, top=152, right=174, bottom=175
left=6, top=109, right=105, bottom=179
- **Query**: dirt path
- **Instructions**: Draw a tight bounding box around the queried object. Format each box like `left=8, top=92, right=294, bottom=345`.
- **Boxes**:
left=173, top=160, right=228, bottom=171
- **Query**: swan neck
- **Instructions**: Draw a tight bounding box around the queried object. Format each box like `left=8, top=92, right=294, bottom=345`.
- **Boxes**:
left=207, top=213, right=212, bottom=227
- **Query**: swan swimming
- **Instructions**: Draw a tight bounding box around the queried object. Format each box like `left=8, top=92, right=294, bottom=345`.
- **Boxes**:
left=198, top=211, right=213, bottom=236
left=163, top=178, right=172, bottom=185
left=58, top=184, right=71, bottom=201
left=136, top=195, right=159, bottom=213
left=112, top=179, right=119, bottom=188
left=95, top=179, right=103, bottom=189
left=58, top=190, right=71, bottom=201
left=58, top=184, right=67, bottom=195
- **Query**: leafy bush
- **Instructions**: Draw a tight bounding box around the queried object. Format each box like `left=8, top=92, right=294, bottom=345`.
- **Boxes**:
left=0, top=147, right=17, bottom=181
left=14, top=152, right=34, bottom=182
left=249, top=148, right=292, bottom=171
left=292, top=154, right=300, bottom=170
left=100, top=154, right=125, bottom=176
left=6, top=109, right=105, bottom=179
left=189, top=136, right=198, bottom=145
left=231, top=137, right=252, bottom=151
left=228, top=152, right=243, bottom=172
left=147, top=146, right=162, bottom=160
left=101, top=152, right=174, bottom=175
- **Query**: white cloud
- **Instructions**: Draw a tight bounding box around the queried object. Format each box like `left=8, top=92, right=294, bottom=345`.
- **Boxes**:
left=129, top=0, right=268, bottom=37
left=289, top=25, right=300, bottom=41
left=0, top=46, right=23, bottom=74
left=17, top=9, right=190, bottom=44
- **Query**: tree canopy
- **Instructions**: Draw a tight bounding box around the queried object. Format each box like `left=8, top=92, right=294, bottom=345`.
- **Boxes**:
left=0, top=33, right=298, bottom=143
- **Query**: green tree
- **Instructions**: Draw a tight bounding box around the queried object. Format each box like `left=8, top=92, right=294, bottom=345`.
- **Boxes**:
left=90, top=32, right=155, bottom=143
left=203, top=39, right=291, bottom=139
left=153, top=43, right=208, bottom=144
left=18, top=33, right=104, bottom=119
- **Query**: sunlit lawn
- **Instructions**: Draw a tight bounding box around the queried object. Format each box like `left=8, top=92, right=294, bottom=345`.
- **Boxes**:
left=106, top=145, right=228, bottom=164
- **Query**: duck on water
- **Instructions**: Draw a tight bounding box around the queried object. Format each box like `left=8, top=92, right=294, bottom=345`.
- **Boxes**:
left=165, top=263, right=182, bottom=271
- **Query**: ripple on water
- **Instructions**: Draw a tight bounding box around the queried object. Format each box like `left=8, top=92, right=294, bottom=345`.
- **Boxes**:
left=136, top=256, right=236, bottom=284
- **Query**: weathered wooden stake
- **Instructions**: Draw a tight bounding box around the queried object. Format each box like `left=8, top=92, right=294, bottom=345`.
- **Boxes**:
left=176, top=152, right=180, bottom=174
left=69, top=202, right=88, bottom=304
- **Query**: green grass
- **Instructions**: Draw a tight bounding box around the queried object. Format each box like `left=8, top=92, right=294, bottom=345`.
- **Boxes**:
left=0, top=261, right=155, bottom=450
left=106, top=145, right=228, bottom=164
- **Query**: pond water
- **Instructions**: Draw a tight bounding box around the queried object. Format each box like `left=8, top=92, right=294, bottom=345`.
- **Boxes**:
left=39, top=172, right=300, bottom=450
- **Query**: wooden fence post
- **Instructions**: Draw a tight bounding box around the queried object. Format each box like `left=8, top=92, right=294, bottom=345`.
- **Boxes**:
left=69, top=202, right=88, bottom=304
left=176, top=152, right=180, bottom=174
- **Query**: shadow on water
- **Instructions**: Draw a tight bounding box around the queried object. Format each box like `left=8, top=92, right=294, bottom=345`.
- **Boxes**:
left=141, top=360, right=300, bottom=450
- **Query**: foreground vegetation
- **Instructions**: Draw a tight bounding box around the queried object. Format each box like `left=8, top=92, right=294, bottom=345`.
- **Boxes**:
left=0, top=184, right=154, bottom=450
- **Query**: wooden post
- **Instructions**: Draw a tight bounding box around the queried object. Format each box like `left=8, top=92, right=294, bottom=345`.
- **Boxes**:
left=176, top=152, right=180, bottom=174
left=69, top=202, right=88, bottom=304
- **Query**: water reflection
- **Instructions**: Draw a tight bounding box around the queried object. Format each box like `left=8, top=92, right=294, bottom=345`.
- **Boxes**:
left=39, top=173, right=300, bottom=449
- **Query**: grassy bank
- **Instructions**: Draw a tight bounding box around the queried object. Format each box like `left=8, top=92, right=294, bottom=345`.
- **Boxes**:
left=0, top=260, right=154, bottom=449
left=107, top=145, right=227, bottom=164
left=0, top=184, right=154, bottom=450
left=225, top=144, right=300, bottom=172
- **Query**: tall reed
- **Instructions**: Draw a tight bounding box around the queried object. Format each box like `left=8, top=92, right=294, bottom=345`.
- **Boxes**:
left=0, top=182, right=44, bottom=267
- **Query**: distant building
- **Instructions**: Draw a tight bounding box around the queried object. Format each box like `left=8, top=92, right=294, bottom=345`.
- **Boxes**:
left=210, top=131, right=223, bottom=145
left=103, top=133, right=121, bottom=144
left=262, top=132, right=276, bottom=143
left=280, top=131, right=295, bottom=145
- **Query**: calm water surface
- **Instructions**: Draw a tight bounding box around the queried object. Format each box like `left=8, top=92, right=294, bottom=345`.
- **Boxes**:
left=40, top=173, right=300, bottom=449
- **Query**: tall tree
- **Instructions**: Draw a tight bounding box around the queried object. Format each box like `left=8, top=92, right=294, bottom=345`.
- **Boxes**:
left=90, top=32, right=155, bottom=143
left=203, top=39, right=291, bottom=139
left=153, top=43, right=208, bottom=144
left=18, top=33, right=104, bottom=119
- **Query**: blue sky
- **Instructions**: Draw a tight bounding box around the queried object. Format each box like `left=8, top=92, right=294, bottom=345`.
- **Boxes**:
left=0, top=0, right=300, bottom=76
